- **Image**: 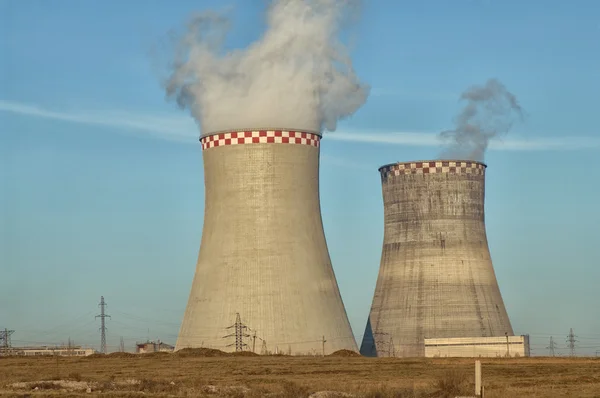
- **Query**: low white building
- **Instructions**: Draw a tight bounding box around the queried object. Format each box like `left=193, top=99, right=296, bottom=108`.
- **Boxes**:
left=11, top=346, right=96, bottom=357
left=424, top=335, right=530, bottom=358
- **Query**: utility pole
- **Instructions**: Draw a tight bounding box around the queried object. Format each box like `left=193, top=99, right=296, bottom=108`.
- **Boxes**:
left=505, top=332, right=510, bottom=357
left=120, top=336, right=125, bottom=353
left=546, top=336, right=557, bottom=357
left=261, top=339, right=268, bottom=355
left=566, top=328, right=577, bottom=357
left=95, top=296, right=111, bottom=354
left=252, top=330, right=257, bottom=353
left=223, top=313, right=249, bottom=351
left=322, top=335, right=326, bottom=357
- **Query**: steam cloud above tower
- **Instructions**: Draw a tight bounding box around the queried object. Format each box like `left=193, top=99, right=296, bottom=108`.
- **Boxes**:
left=163, top=0, right=370, bottom=136
left=439, top=78, right=524, bottom=161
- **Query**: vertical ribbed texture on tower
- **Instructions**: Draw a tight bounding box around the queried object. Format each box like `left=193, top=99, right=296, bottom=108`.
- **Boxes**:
left=360, top=160, right=513, bottom=357
left=176, top=129, right=357, bottom=355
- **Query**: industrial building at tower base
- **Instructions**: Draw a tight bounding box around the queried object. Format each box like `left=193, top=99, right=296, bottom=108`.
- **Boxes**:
left=424, top=335, right=530, bottom=358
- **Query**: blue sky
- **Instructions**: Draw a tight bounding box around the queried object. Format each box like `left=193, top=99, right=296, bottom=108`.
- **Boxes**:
left=1, top=0, right=599, bottom=355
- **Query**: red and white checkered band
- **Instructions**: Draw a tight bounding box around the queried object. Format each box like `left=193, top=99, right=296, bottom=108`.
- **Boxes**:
left=380, top=161, right=486, bottom=179
left=200, top=130, right=321, bottom=150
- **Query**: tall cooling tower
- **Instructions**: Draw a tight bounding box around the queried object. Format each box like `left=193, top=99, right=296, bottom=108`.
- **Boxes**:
left=176, top=129, right=357, bottom=355
left=360, top=160, right=513, bottom=357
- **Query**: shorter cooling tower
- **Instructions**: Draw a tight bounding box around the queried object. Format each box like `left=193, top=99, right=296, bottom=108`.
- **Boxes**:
left=360, top=160, right=513, bottom=357
left=176, top=128, right=357, bottom=355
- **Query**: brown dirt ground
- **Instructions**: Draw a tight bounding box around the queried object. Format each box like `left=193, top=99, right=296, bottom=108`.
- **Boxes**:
left=0, top=355, right=599, bottom=397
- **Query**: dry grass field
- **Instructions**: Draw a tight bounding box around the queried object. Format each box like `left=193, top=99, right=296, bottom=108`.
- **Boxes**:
left=1, top=350, right=599, bottom=397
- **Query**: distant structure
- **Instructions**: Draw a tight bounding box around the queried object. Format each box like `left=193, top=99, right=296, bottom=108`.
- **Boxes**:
left=566, top=328, right=577, bottom=357
left=0, top=329, right=14, bottom=352
left=176, top=129, right=356, bottom=355
left=223, top=313, right=250, bottom=352
left=135, top=340, right=174, bottom=354
left=6, top=345, right=96, bottom=357
left=547, top=336, right=557, bottom=357
left=424, top=335, right=530, bottom=358
left=95, top=296, right=110, bottom=354
left=361, top=160, right=514, bottom=357
left=2, top=332, right=95, bottom=357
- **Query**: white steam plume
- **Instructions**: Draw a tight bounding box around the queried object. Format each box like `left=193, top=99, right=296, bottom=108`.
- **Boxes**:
left=163, top=0, right=370, bottom=136
left=439, top=78, right=525, bottom=162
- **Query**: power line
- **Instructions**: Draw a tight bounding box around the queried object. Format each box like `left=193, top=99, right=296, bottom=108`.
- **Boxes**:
left=95, top=296, right=111, bottom=354
left=223, top=313, right=250, bottom=352
left=260, top=339, right=268, bottom=355
left=246, top=328, right=269, bottom=354
left=566, top=328, right=577, bottom=357
left=0, top=329, right=15, bottom=353
left=546, top=336, right=557, bottom=356
left=111, top=309, right=180, bottom=328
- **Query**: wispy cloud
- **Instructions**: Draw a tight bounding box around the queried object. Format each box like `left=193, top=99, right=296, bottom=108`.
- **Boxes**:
left=328, top=131, right=600, bottom=151
left=0, top=100, right=198, bottom=143
left=2, top=100, right=599, bottom=151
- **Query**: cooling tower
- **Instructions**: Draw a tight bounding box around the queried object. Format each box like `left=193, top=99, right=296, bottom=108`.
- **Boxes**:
left=360, top=160, right=513, bottom=357
left=176, top=129, right=357, bottom=355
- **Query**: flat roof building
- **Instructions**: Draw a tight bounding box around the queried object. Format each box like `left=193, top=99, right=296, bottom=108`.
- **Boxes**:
left=135, top=340, right=174, bottom=354
left=424, top=335, right=530, bottom=358
left=4, top=346, right=96, bottom=357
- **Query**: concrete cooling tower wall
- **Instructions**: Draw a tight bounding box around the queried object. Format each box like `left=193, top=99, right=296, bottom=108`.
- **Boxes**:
left=176, top=129, right=357, bottom=355
left=360, top=160, right=514, bottom=357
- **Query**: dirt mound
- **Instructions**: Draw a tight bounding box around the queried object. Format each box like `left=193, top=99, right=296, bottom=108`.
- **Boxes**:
left=175, top=348, right=229, bottom=357
left=230, top=351, right=259, bottom=357
left=85, top=353, right=106, bottom=359
left=327, top=349, right=361, bottom=357
left=144, top=351, right=171, bottom=358
left=107, top=352, right=137, bottom=358
left=175, top=348, right=259, bottom=357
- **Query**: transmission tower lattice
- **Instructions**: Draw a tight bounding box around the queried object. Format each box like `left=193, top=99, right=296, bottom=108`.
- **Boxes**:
left=0, top=329, right=14, bottom=351
left=546, top=336, right=557, bottom=357
left=95, top=296, right=111, bottom=354
left=223, top=313, right=250, bottom=351
left=566, top=328, right=577, bottom=357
